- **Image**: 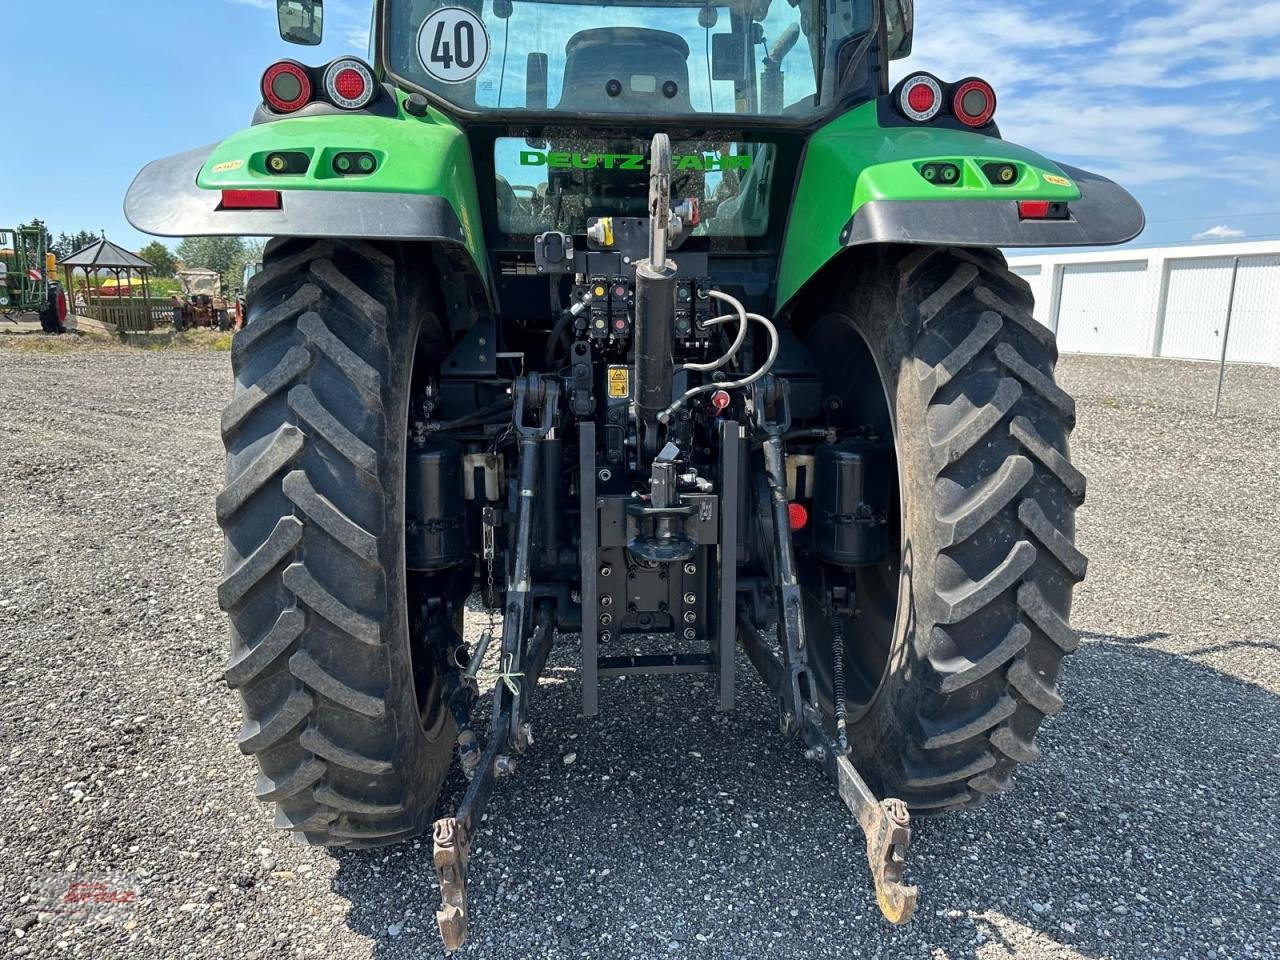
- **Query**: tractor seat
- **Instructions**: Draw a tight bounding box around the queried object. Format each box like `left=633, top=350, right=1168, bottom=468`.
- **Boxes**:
left=556, top=28, right=694, bottom=114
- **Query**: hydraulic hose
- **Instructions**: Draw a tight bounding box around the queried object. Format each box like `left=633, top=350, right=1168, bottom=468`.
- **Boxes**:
left=658, top=310, right=780, bottom=423
left=677, top=289, right=750, bottom=375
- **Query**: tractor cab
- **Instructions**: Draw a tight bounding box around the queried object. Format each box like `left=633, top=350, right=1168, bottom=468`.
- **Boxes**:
left=380, top=0, right=912, bottom=121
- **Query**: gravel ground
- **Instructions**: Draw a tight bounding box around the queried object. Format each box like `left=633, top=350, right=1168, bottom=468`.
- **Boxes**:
left=1, top=339, right=1277, bottom=960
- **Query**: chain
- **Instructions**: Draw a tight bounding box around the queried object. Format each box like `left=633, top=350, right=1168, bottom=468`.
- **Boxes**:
left=831, top=610, right=849, bottom=755
left=481, top=504, right=500, bottom=671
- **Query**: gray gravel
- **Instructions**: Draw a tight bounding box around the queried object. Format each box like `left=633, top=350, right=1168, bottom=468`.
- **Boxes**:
left=2, top=339, right=1277, bottom=960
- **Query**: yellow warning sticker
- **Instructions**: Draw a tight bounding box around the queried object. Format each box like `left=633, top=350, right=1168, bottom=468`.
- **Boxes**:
left=1043, top=174, right=1072, bottom=187
left=212, top=159, right=244, bottom=174
left=607, top=366, right=631, bottom=399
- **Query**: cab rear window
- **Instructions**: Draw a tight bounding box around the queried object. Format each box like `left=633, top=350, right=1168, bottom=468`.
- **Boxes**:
left=386, top=0, right=876, bottom=119
left=494, top=137, right=777, bottom=239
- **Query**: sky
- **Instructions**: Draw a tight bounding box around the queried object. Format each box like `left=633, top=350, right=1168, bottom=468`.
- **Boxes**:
left=2, top=0, right=1278, bottom=254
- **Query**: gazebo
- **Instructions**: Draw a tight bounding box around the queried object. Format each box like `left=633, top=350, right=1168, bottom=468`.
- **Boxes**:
left=61, top=236, right=158, bottom=334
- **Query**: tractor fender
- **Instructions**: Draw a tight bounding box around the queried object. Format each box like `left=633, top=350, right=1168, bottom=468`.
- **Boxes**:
left=126, top=143, right=469, bottom=246
left=775, top=102, right=1146, bottom=310
left=124, top=108, right=491, bottom=290
left=838, top=164, right=1145, bottom=250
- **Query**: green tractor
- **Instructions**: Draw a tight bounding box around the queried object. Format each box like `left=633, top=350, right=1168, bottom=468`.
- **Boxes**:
left=127, top=0, right=1141, bottom=947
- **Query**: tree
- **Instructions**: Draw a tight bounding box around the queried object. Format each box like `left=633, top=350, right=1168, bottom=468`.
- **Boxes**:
left=174, top=237, right=269, bottom=294
left=176, top=236, right=245, bottom=275
left=138, top=241, right=177, bottom=278
left=51, top=230, right=100, bottom=261
left=225, top=240, right=266, bottom=294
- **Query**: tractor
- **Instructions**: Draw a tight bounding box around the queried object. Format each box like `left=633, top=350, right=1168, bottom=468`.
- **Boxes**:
left=1, top=222, right=51, bottom=320
left=126, top=0, right=1142, bottom=947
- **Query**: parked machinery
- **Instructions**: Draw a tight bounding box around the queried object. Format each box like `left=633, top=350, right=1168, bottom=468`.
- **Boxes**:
left=127, top=0, right=1144, bottom=948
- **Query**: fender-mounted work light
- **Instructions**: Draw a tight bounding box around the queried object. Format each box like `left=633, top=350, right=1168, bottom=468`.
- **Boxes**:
left=323, top=58, right=377, bottom=110
left=261, top=61, right=312, bottom=114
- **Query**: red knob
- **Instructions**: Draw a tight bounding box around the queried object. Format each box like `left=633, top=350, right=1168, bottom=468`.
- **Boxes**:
left=787, top=503, right=809, bottom=532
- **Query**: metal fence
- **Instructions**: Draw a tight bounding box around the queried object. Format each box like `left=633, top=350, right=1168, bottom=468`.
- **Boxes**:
left=1007, top=241, right=1280, bottom=417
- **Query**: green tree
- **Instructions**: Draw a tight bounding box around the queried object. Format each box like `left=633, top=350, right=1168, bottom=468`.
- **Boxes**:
left=138, top=241, right=177, bottom=278
left=176, top=236, right=246, bottom=284
left=51, top=230, right=100, bottom=261
left=225, top=240, right=266, bottom=294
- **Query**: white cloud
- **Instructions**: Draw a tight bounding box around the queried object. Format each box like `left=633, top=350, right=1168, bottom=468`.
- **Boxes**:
left=899, top=0, right=1280, bottom=191
left=1089, top=0, right=1280, bottom=88
left=1192, top=225, right=1246, bottom=240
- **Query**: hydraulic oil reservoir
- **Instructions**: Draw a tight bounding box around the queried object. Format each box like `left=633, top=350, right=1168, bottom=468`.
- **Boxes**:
left=406, top=437, right=468, bottom=571
left=813, top=439, right=892, bottom=567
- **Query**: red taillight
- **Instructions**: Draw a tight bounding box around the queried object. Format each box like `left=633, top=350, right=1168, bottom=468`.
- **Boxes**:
left=261, top=61, right=312, bottom=114
left=334, top=68, right=365, bottom=101
left=907, top=84, right=935, bottom=114
left=787, top=503, right=809, bottom=532
left=897, top=73, right=943, bottom=122
left=221, top=190, right=282, bottom=210
left=952, top=78, right=997, bottom=128
left=1019, top=200, right=1069, bottom=221
left=323, top=58, right=376, bottom=110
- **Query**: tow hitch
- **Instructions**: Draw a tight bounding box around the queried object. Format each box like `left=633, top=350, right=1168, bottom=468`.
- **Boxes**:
left=740, top=375, right=918, bottom=925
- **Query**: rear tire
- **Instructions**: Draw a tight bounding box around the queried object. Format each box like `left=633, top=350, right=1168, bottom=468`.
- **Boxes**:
left=218, top=238, right=455, bottom=846
left=804, top=246, right=1087, bottom=813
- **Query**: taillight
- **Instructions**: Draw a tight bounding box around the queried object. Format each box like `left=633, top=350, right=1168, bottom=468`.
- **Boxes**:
left=323, top=58, right=377, bottom=110
left=952, top=78, right=997, bottom=128
left=1018, top=200, right=1069, bottom=221
left=896, top=73, right=943, bottom=123
left=261, top=61, right=312, bottom=114
left=221, top=190, right=283, bottom=210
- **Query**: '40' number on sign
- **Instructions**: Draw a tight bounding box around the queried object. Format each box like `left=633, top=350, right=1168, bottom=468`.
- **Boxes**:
left=417, top=7, right=490, bottom=84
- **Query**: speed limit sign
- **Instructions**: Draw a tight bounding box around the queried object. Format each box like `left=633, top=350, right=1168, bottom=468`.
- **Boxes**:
left=417, top=7, right=491, bottom=84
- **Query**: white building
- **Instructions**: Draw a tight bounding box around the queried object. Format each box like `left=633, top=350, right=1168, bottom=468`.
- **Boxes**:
left=1006, top=241, right=1280, bottom=366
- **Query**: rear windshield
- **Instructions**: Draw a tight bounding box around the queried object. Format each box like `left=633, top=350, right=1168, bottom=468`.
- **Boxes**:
left=385, top=0, right=877, bottom=119
left=495, top=136, right=777, bottom=239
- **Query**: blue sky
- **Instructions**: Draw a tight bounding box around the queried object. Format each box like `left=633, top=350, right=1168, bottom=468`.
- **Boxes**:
left=2, top=0, right=1277, bottom=253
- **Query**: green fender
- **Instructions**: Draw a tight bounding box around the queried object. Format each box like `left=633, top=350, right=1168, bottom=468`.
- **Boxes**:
left=776, top=102, right=1144, bottom=309
left=125, top=96, right=490, bottom=291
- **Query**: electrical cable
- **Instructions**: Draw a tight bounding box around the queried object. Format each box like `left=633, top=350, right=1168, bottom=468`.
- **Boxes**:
left=427, top=400, right=513, bottom=433
left=706, top=26, right=715, bottom=113
left=497, top=15, right=510, bottom=107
